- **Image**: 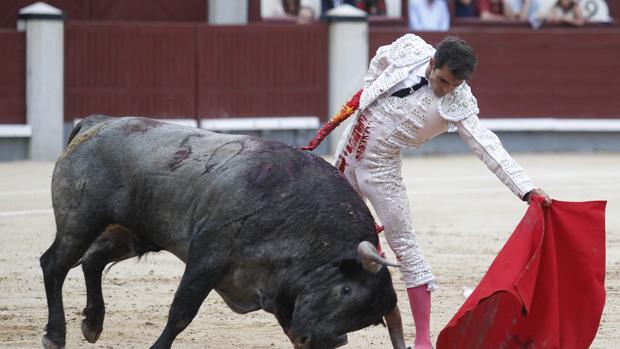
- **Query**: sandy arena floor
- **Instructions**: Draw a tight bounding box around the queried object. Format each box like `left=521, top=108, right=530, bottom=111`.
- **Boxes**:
left=0, top=154, right=618, bottom=348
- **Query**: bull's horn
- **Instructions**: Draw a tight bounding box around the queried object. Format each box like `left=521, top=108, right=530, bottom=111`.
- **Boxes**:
left=357, top=241, right=400, bottom=274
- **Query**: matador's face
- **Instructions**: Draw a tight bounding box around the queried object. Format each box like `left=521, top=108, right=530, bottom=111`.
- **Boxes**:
left=427, top=58, right=464, bottom=98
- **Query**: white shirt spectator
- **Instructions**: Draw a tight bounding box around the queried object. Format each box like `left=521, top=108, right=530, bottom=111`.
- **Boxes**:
left=506, top=0, right=543, bottom=27
left=408, top=0, right=450, bottom=31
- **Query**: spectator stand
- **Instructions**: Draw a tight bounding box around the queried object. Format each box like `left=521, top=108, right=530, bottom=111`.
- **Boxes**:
left=451, top=0, right=614, bottom=26
left=538, top=0, right=611, bottom=22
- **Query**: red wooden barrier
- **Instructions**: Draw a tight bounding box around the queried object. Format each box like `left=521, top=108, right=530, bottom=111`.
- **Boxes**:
left=65, top=22, right=328, bottom=122
left=89, top=0, right=206, bottom=22
left=197, top=23, right=328, bottom=120
left=0, top=1, right=85, bottom=28
left=0, top=0, right=207, bottom=28
left=65, top=22, right=197, bottom=121
left=0, top=30, right=26, bottom=124
left=610, top=1, right=620, bottom=23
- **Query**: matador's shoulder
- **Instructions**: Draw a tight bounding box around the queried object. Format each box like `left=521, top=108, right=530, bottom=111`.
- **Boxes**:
left=387, top=34, right=435, bottom=67
left=438, top=83, right=480, bottom=122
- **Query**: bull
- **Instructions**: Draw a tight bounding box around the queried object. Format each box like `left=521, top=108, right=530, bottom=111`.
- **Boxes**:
left=40, top=116, right=408, bottom=349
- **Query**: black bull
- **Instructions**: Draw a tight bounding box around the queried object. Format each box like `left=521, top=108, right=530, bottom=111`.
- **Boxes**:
left=40, top=116, right=408, bottom=349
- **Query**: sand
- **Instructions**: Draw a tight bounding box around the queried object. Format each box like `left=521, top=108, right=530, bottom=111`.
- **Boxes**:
left=1, top=154, right=618, bottom=348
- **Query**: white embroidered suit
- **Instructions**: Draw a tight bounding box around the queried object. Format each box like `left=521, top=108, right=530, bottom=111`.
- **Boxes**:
left=335, top=34, right=536, bottom=290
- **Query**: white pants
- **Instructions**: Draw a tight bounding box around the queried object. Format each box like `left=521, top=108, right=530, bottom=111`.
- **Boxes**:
left=338, top=153, right=436, bottom=290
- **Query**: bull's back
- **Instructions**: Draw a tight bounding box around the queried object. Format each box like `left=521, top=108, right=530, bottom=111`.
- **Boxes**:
left=52, top=117, right=255, bottom=257
left=52, top=116, right=375, bottom=259
left=53, top=116, right=254, bottom=211
left=56, top=116, right=248, bottom=182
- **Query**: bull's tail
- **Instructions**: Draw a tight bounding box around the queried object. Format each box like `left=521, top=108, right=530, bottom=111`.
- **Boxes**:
left=67, top=114, right=113, bottom=145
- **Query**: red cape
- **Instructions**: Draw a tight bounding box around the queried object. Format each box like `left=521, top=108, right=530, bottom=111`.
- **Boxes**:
left=437, top=198, right=606, bottom=349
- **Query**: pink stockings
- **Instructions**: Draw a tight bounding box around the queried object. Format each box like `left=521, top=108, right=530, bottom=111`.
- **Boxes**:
left=407, top=285, right=433, bottom=349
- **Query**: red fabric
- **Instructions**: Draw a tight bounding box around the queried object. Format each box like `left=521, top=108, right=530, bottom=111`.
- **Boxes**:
left=437, top=197, right=606, bottom=349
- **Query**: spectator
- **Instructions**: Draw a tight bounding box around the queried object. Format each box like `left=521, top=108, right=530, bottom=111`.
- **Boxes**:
left=508, top=0, right=544, bottom=27
left=506, top=0, right=542, bottom=23
left=297, top=5, right=317, bottom=23
left=546, top=0, right=585, bottom=26
left=456, top=0, right=478, bottom=17
left=271, top=0, right=383, bottom=24
left=321, top=0, right=358, bottom=16
left=505, top=0, right=529, bottom=20
left=356, top=0, right=387, bottom=15
left=408, top=0, right=450, bottom=31
left=266, top=0, right=300, bottom=19
left=478, top=0, right=510, bottom=21
left=282, top=0, right=301, bottom=15
left=266, top=0, right=317, bottom=24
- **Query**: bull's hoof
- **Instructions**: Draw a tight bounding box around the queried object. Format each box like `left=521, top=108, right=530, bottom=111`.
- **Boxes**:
left=80, top=320, right=102, bottom=343
left=42, top=335, right=65, bottom=349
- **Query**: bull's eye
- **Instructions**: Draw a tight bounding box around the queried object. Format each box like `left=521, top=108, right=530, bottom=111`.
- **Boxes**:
left=342, top=285, right=352, bottom=295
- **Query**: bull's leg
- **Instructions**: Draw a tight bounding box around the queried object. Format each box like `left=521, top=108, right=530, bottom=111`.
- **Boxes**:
left=41, top=222, right=106, bottom=349
left=149, top=261, right=223, bottom=349
left=80, top=225, right=146, bottom=343
left=385, top=305, right=408, bottom=349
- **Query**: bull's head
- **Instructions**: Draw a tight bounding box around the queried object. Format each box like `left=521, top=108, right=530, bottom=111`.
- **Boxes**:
left=282, top=242, right=402, bottom=349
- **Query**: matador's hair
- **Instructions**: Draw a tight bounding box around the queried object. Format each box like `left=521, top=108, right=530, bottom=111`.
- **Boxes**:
left=434, top=36, right=478, bottom=81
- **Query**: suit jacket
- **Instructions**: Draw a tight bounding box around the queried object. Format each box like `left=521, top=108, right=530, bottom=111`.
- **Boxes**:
left=336, top=34, right=536, bottom=200
left=357, top=34, right=479, bottom=124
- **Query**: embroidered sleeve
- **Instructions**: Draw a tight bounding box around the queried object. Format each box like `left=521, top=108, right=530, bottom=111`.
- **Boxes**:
left=457, top=116, right=536, bottom=199
left=387, top=34, right=435, bottom=67
left=363, top=45, right=390, bottom=88
left=438, top=83, right=479, bottom=122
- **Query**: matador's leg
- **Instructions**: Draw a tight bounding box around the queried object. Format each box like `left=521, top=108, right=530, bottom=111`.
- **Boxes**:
left=356, top=167, right=434, bottom=349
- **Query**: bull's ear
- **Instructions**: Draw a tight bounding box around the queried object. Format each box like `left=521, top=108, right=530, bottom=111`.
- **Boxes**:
left=338, top=258, right=361, bottom=275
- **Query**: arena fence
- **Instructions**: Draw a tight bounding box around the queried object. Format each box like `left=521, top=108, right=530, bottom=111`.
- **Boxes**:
left=65, top=22, right=328, bottom=125
left=2, top=4, right=620, bottom=159
left=0, top=29, right=25, bottom=125
left=0, top=0, right=208, bottom=28
left=65, top=22, right=198, bottom=123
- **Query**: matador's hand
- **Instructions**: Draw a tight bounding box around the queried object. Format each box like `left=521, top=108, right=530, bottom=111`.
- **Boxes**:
left=527, top=188, right=552, bottom=207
